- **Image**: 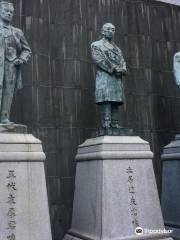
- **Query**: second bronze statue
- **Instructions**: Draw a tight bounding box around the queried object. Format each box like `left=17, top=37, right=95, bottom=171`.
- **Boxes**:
left=0, top=1, right=31, bottom=124
left=91, top=23, right=131, bottom=135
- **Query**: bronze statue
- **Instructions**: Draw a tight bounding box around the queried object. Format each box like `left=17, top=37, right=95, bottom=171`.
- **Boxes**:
left=0, top=1, right=31, bottom=124
left=91, top=23, right=127, bottom=131
left=174, top=52, right=180, bottom=88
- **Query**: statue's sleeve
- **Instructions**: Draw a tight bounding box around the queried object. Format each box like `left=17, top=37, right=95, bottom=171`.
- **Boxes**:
left=19, top=30, right=32, bottom=63
left=91, top=44, right=114, bottom=74
left=115, top=49, right=127, bottom=73
left=121, top=52, right=127, bottom=72
left=121, top=53, right=127, bottom=72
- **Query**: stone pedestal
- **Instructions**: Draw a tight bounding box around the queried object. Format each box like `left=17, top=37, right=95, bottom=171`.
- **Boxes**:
left=161, top=134, right=180, bottom=240
left=64, top=136, right=173, bottom=240
left=0, top=124, right=52, bottom=240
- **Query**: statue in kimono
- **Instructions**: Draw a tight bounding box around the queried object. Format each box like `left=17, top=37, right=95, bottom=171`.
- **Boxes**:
left=0, top=1, right=31, bottom=124
left=174, top=52, right=180, bottom=88
left=91, top=23, right=127, bottom=130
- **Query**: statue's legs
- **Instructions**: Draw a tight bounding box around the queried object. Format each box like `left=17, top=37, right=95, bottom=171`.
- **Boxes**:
left=111, top=103, right=120, bottom=128
left=98, top=102, right=111, bottom=128
left=1, top=61, right=16, bottom=123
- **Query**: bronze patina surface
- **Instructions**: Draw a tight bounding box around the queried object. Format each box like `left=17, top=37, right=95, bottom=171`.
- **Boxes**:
left=0, top=1, right=31, bottom=124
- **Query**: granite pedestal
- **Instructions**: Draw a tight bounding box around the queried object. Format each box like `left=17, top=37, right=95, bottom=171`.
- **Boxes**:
left=64, top=136, right=173, bottom=240
left=0, top=124, right=52, bottom=240
left=161, top=134, right=180, bottom=240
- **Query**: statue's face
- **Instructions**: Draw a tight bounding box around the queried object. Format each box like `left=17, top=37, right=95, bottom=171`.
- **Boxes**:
left=102, top=23, right=115, bottom=40
left=0, top=4, right=14, bottom=23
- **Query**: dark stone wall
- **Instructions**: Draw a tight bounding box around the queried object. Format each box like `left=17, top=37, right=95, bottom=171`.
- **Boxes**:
left=9, top=0, right=180, bottom=239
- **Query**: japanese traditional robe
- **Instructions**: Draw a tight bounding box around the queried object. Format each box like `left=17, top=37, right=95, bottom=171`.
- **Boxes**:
left=91, top=39, right=127, bottom=104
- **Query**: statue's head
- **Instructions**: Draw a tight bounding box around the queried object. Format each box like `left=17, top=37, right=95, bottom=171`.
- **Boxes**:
left=101, top=23, right=115, bottom=40
left=0, top=1, right=14, bottom=23
left=173, top=52, right=180, bottom=87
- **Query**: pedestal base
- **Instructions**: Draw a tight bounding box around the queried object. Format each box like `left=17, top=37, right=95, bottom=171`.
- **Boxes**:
left=0, top=125, right=52, bottom=240
left=64, top=136, right=173, bottom=240
left=0, top=123, right=27, bottom=133
left=161, top=134, right=180, bottom=240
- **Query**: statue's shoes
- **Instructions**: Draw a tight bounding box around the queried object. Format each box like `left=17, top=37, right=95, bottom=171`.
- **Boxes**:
left=1, top=119, right=14, bottom=124
left=111, top=123, right=123, bottom=129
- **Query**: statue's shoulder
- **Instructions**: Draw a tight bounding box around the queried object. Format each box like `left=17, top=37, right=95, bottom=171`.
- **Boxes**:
left=11, top=26, right=24, bottom=36
left=91, top=39, right=103, bottom=49
left=111, top=41, right=121, bottom=50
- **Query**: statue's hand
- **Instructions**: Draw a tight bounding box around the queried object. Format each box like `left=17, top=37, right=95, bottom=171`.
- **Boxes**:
left=114, top=68, right=127, bottom=77
left=115, top=71, right=122, bottom=78
left=14, top=58, right=24, bottom=66
left=122, top=69, right=127, bottom=76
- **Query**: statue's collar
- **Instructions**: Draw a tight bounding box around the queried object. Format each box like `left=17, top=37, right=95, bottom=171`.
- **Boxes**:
left=102, top=38, right=119, bottom=54
left=102, top=38, right=115, bottom=49
left=0, top=23, right=12, bottom=30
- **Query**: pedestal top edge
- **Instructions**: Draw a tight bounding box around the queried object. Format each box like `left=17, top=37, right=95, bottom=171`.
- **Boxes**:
left=79, top=136, right=148, bottom=148
left=163, top=134, right=180, bottom=149
left=0, top=133, right=42, bottom=144
left=163, top=141, right=180, bottom=149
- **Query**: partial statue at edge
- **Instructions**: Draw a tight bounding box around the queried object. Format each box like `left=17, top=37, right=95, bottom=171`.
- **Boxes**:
left=91, top=23, right=130, bottom=135
left=0, top=1, right=31, bottom=124
left=174, top=52, right=180, bottom=88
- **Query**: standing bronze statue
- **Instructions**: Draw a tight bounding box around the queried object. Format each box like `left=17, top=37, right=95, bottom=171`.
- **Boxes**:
left=0, top=1, right=31, bottom=124
left=173, top=52, right=180, bottom=88
left=91, top=23, right=127, bottom=133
